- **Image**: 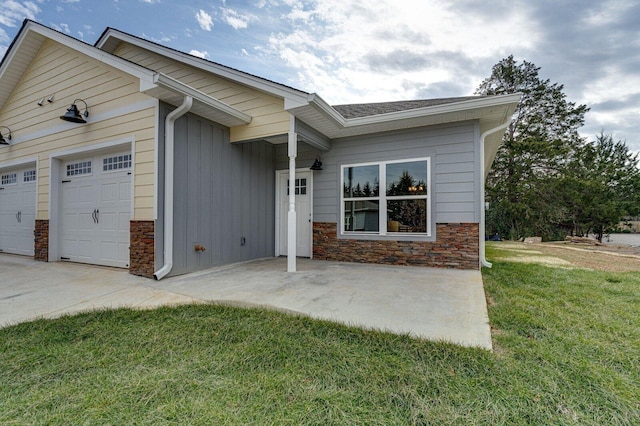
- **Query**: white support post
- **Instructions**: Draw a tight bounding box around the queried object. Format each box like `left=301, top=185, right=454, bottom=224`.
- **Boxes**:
left=287, top=130, right=297, bottom=272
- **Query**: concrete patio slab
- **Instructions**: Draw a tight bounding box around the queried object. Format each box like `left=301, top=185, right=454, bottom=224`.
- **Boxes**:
left=1, top=254, right=492, bottom=349
left=0, top=254, right=199, bottom=326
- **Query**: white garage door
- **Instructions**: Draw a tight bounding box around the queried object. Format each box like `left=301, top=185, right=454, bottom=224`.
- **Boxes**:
left=0, top=166, right=37, bottom=256
left=60, top=152, right=131, bottom=268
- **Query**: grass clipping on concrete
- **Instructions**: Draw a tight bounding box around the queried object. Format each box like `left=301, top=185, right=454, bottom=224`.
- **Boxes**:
left=1, top=245, right=639, bottom=425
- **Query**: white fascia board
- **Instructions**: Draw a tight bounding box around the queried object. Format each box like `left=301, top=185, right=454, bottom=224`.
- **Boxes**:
left=25, top=21, right=157, bottom=91
left=305, top=93, right=347, bottom=126
left=342, top=93, right=522, bottom=128
left=97, top=29, right=310, bottom=105
left=0, top=24, right=30, bottom=81
left=300, top=92, right=521, bottom=138
left=152, top=73, right=252, bottom=125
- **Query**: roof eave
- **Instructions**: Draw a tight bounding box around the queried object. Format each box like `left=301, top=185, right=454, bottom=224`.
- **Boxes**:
left=148, top=73, right=252, bottom=127
left=344, top=93, right=521, bottom=127
left=0, top=20, right=158, bottom=111
left=96, top=28, right=310, bottom=106
left=291, top=93, right=521, bottom=139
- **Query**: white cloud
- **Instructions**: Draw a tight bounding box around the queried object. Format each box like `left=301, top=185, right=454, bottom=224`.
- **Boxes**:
left=221, top=8, right=254, bottom=30
left=196, top=9, right=213, bottom=31
left=141, top=33, right=173, bottom=44
left=266, top=0, right=540, bottom=103
left=241, top=48, right=249, bottom=56
left=189, top=49, right=208, bottom=59
left=583, top=0, right=634, bottom=26
left=51, top=23, right=71, bottom=33
left=0, top=0, right=42, bottom=27
left=141, top=0, right=160, bottom=3
left=0, top=27, right=9, bottom=58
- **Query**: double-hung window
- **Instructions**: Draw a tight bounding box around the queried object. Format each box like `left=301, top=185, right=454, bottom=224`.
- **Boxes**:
left=341, top=158, right=430, bottom=236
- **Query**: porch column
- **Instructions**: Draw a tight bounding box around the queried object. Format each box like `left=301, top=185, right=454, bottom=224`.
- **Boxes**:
left=287, top=129, right=297, bottom=272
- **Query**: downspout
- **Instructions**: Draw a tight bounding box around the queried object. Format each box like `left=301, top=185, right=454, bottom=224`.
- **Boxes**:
left=479, top=120, right=510, bottom=268
left=153, top=96, right=193, bottom=280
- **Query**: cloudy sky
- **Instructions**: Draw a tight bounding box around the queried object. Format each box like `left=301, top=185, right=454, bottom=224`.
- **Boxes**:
left=1, top=0, right=639, bottom=150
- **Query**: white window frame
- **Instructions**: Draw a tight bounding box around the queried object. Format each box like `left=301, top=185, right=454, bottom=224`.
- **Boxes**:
left=340, top=157, right=431, bottom=237
left=102, top=153, right=132, bottom=173
left=1, top=172, right=17, bottom=185
left=23, top=170, right=37, bottom=183
left=65, top=159, right=93, bottom=177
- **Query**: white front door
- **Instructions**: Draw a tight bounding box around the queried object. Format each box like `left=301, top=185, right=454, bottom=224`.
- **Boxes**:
left=278, top=170, right=312, bottom=257
left=59, top=152, right=131, bottom=268
left=0, top=166, right=36, bottom=256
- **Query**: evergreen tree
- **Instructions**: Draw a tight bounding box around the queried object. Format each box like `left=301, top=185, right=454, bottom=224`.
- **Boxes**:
left=561, top=132, right=640, bottom=242
left=476, top=55, right=589, bottom=240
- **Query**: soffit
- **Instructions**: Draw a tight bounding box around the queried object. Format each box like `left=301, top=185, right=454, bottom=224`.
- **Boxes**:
left=96, top=28, right=310, bottom=106
left=0, top=20, right=157, bottom=113
left=0, top=23, right=46, bottom=111
left=289, top=94, right=520, bottom=140
left=144, top=74, right=252, bottom=127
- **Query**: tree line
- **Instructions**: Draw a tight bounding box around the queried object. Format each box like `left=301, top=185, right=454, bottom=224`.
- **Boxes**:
left=477, top=56, right=640, bottom=242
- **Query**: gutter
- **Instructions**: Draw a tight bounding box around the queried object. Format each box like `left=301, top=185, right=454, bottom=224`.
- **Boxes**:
left=479, top=120, right=511, bottom=269
left=301, top=93, right=522, bottom=129
left=153, top=95, right=193, bottom=280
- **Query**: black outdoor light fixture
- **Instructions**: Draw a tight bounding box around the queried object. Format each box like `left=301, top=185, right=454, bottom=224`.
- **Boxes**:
left=60, top=99, right=89, bottom=123
left=0, top=126, right=11, bottom=145
left=310, top=158, right=323, bottom=171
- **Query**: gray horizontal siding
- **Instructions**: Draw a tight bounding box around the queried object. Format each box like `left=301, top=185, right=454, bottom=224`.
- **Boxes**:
left=276, top=120, right=481, bottom=233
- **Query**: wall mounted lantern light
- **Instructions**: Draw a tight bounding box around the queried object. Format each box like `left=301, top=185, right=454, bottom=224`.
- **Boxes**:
left=60, top=99, right=89, bottom=123
left=0, top=126, right=11, bottom=145
left=310, top=158, right=323, bottom=171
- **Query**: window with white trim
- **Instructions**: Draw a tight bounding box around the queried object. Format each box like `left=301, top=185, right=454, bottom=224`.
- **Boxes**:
left=66, top=160, right=92, bottom=177
left=287, top=178, right=307, bottom=195
left=23, top=170, right=37, bottom=182
left=103, top=154, right=132, bottom=172
left=341, top=158, right=430, bottom=236
left=1, top=172, right=17, bottom=185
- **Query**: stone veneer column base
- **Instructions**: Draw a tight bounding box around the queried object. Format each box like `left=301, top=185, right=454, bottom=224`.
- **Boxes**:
left=313, top=222, right=479, bottom=270
left=130, top=220, right=155, bottom=278
left=34, top=219, right=49, bottom=262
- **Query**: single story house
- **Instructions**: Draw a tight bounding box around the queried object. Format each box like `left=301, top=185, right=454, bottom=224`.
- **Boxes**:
left=0, top=20, right=519, bottom=279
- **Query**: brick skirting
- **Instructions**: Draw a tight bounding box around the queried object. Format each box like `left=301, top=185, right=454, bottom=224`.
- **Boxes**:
left=130, top=220, right=155, bottom=278
left=34, top=219, right=49, bottom=262
left=313, top=222, right=479, bottom=270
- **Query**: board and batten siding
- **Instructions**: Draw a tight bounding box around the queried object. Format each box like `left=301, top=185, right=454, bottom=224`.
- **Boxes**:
left=112, top=42, right=291, bottom=143
left=0, top=39, right=157, bottom=220
left=276, top=121, right=481, bottom=231
left=156, top=103, right=276, bottom=276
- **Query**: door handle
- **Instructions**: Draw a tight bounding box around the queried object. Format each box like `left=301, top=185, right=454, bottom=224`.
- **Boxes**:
left=18, top=210, right=21, bottom=223
left=91, top=209, right=96, bottom=224
left=95, top=208, right=99, bottom=224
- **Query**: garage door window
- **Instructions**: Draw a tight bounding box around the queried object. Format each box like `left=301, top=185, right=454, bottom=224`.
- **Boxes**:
left=23, top=170, right=36, bottom=182
left=1, top=173, right=17, bottom=185
left=103, top=154, right=132, bottom=172
left=66, top=160, right=92, bottom=177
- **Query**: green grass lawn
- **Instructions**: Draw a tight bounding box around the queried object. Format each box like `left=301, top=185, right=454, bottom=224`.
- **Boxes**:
left=1, top=245, right=639, bottom=425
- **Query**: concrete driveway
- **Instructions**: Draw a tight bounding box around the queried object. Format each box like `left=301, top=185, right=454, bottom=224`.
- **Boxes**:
left=0, top=254, right=492, bottom=349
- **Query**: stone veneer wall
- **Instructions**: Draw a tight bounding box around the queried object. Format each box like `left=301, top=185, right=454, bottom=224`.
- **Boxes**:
left=130, top=220, right=155, bottom=278
left=34, top=219, right=49, bottom=262
left=313, top=222, right=479, bottom=270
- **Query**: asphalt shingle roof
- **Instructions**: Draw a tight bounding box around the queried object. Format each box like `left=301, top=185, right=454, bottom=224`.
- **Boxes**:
left=332, top=96, right=483, bottom=119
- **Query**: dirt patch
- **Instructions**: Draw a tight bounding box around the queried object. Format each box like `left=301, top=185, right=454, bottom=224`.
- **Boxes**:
left=490, top=241, right=640, bottom=272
